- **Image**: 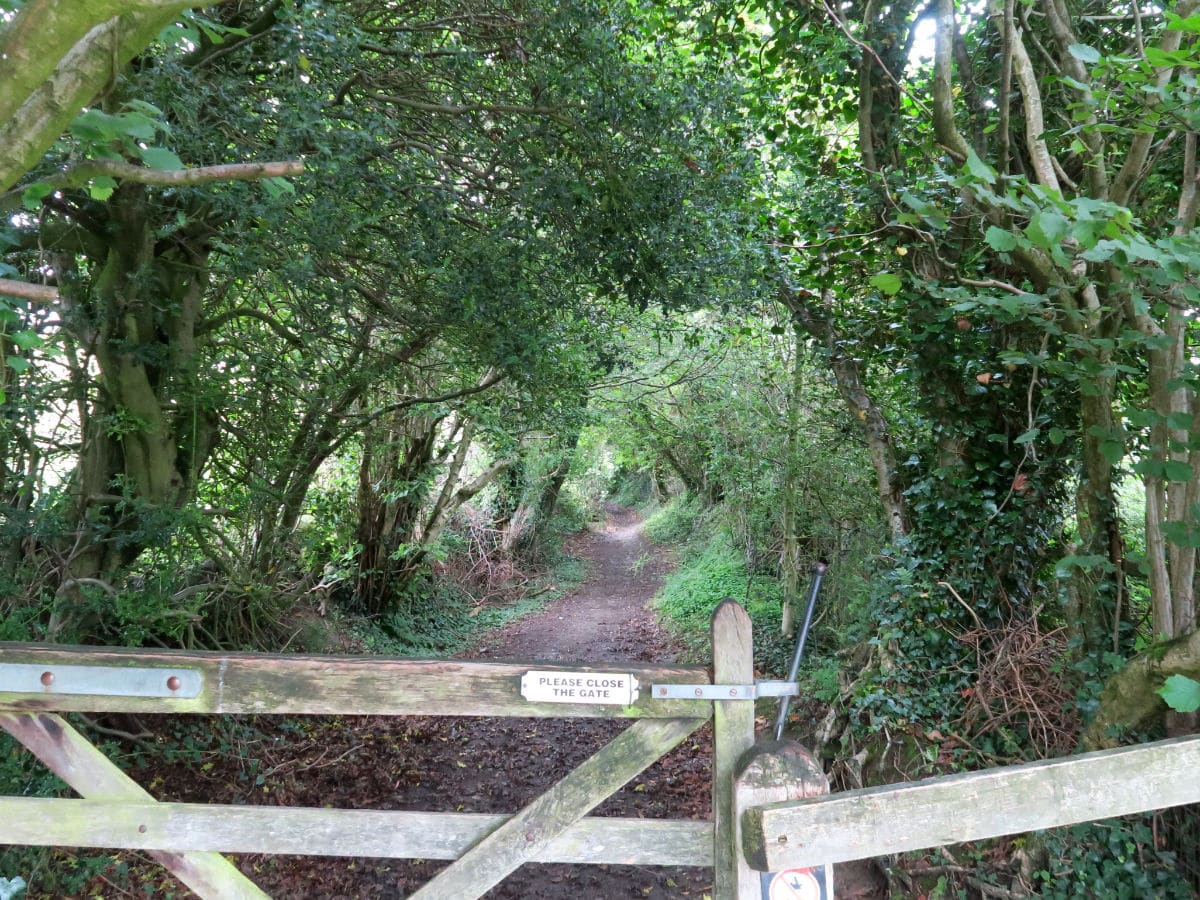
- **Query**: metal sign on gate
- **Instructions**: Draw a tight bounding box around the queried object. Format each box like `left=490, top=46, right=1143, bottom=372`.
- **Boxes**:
left=762, top=865, right=833, bottom=900
left=520, top=670, right=639, bottom=705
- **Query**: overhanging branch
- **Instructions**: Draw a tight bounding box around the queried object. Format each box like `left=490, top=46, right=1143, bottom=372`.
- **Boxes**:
left=370, top=94, right=575, bottom=119
left=0, top=279, right=59, bottom=304
left=20, top=158, right=304, bottom=198
left=198, top=307, right=304, bottom=347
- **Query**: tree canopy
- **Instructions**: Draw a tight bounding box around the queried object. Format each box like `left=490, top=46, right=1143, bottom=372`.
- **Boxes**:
left=3, top=0, right=1200, bottom=798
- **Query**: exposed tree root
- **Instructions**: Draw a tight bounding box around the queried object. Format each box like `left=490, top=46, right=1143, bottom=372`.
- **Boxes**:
left=1084, top=627, right=1200, bottom=749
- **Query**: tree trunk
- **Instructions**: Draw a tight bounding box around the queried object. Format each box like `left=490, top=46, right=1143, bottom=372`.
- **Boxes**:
left=53, top=185, right=216, bottom=628
left=1071, top=374, right=1125, bottom=656
left=1143, top=132, right=1200, bottom=639
left=354, top=412, right=440, bottom=615
left=780, top=324, right=805, bottom=637
left=1144, top=309, right=1198, bottom=638
left=500, top=430, right=580, bottom=555
left=782, top=287, right=909, bottom=542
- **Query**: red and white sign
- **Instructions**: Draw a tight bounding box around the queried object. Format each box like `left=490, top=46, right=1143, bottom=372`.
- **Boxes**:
left=768, top=866, right=826, bottom=900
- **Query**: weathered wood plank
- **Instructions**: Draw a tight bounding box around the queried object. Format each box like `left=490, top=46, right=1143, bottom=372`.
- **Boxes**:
left=711, top=601, right=756, bottom=900
left=745, top=734, right=1200, bottom=870
left=0, top=712, right=266, bottom=899
left=0, top=643, right=711, bottom=718
left=0, top=797, right=712, bottom=866
left=410, top=716, right=706, bottom=899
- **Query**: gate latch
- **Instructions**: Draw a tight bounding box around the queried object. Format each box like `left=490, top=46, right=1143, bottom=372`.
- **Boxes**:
left=650, top=681, right=798, bottom=701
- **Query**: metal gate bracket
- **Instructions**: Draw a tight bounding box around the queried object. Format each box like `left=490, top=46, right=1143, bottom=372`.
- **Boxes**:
left=0, top=663, right=202, bottom=699
left=650, top=681, right=797, bottom=701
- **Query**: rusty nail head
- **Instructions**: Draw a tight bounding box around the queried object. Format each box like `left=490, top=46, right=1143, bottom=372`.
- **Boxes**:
left=40, top=671, right=54, bottom=687
left=139, top=824, right=148, bottom=834
left=694, top=688, right=703, bottom=697
left=166, top=675, right=181, bottom=692
left=777, top=834, right=788, bottom=844
left=658, top=687, right=667, bottom=696
left=729, top=688, right=738, bottom=697
left=525, top=831, right=536, bottom=842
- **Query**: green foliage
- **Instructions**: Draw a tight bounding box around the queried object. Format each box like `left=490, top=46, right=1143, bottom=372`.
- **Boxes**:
left=1034, top=817, right=1193, bottom=899
left=804, top=660, right=843, bottom=705
left=1158, top=675, right=1200, bottom=713
left=540, top=496, right=593, bottom=546
left=608, top=470, right=655, bottom=508
left=352, top=548, right=587, bottom=658
left=652, top=530, right=793, bottom=674
left=643, top=494, right=709, bottom=545
left=848, top=563, right=974, bottom=732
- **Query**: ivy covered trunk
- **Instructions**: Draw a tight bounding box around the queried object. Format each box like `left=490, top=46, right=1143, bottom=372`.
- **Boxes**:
left=1070, top=372, right=1124, bottom=657
left=54, top=184, right=217, bottom=626
left=354, top=411, right=441, bottom=616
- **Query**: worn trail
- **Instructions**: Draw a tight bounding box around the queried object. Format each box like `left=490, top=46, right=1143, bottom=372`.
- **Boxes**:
left=471, top=504, right=680, bottom=664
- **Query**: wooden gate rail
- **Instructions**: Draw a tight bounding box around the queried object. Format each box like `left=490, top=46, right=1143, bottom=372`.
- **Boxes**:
left=0, top=796, right=713, bottom=865
left=1, top=710, right=267, bottom=899
left=0, top=643, right=710, bottom=718
left=741, top=733, right=1200, bottom=872
left=0, top=604, right=754, bottom=899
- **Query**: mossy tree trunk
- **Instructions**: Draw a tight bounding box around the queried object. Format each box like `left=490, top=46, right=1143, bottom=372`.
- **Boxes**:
left=54, top=184, right=218, bottom=622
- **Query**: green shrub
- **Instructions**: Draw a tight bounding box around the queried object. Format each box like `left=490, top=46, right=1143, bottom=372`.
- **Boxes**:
left=1033, top=817, right=1192, bottom=899
left=643, top=494, right=708, bottom=545
left=652, top=530, right=794, bottom=674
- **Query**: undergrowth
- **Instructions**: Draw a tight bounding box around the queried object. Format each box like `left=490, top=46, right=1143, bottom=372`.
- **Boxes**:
left=1035, top=817, right=1193, bottom=898
left=0, top=726, right=113, bottom=897
left=649, top=524, right=794, bottom=677
left=352, top=553, right=587, bottom=656
left=643, top=493, right=707, bottom=545
left=644, top=494, right=848, bottom=691
left=894, top=816, right=1193, bottom=899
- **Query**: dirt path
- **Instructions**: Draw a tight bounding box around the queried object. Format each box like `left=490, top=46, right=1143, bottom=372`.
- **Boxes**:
left=469, top=504, right=681, bottom=664
left=450, top=503, right=715, bottom=898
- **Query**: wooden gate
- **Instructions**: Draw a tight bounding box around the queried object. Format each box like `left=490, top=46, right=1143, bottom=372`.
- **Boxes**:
left=0, top=602, right=759, bottom=898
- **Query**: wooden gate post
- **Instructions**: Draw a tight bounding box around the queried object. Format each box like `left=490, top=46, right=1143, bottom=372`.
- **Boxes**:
left=712, top=600, right=756, bottom=899
left=736, top=740, right=830, bottom=898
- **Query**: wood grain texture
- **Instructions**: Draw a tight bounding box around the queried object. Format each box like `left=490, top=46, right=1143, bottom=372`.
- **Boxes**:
left=0, top=643, right=710, bottom=718
left=711, top=601, right=756, bottom=900
left=735, top=740, right=828, bottom=873
left=745, top=734, right=1200, bottom=870
left=0, top=712, right=265, bottom=899
left=409, top=716, right=706, bottom=899
left=0, top=797, right=712, bottom=866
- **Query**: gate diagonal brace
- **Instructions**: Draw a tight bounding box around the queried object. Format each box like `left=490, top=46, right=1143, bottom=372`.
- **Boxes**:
left=651, top=681, right=798, bottom=701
